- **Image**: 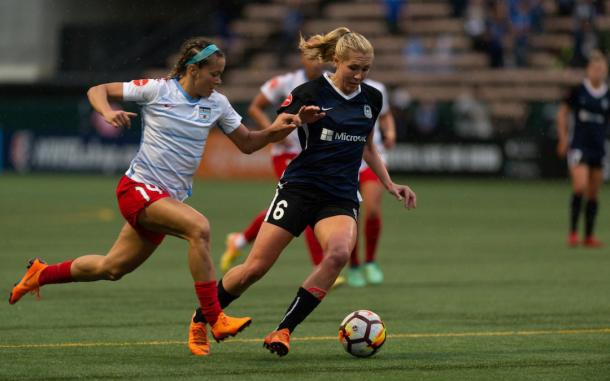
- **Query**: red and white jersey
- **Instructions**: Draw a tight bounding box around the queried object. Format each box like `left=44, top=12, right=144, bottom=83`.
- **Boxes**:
left=360, top=78, right=390, bottom=172
left=260, top=69, right=310, bottom=156
left=123, top=78, right=242, bottom=201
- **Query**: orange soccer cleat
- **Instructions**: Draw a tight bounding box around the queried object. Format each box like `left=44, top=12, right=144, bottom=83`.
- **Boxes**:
left=9, top=258, right=48, bottom=305
left=263, top=328, right=291, bottom=357
left=188, top=314, right=211, bottom=356
left=220, top=233, right=244, bottom=273
left=210, top=312, right=252, bottom=342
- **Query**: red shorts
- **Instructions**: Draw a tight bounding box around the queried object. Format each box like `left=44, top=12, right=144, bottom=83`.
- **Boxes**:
left=115, top=176, right=170, bottom=245
left=272, top=153, right=298, bottom=179
left=359, top=167, right=381, bottom=184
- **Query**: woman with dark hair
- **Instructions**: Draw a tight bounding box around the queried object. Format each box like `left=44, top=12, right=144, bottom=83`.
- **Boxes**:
left=8, top=37, right=323, bottom=357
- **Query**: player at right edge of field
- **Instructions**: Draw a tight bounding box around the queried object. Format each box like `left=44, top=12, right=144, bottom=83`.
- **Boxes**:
left=557, top=50, right=608, bottom=248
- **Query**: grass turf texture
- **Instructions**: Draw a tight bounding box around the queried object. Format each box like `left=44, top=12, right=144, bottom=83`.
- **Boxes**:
left=0, top=174, right=609, bottom=381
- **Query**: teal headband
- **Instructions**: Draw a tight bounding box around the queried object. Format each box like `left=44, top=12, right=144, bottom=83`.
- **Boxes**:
left=185, top=44, right=219, bottom=65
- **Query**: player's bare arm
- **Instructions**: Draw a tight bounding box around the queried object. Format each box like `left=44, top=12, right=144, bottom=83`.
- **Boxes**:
left=363, top=132, right=416, bottom=209
left=248, top=92, right=296, bottom=149
left=556, top=103, right=570, bottom=158
left=227, top=106, right=324, bottom=154
left=87, top=82, right=137, bottom=129
left=379, top=112, right=396, bottom=149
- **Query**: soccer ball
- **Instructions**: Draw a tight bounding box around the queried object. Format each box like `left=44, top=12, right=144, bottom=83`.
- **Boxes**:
left=338, top=310, right=386, bottom=357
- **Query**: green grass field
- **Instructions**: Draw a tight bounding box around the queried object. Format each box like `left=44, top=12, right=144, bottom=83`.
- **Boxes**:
left=1, top=175, right=609, bottom=381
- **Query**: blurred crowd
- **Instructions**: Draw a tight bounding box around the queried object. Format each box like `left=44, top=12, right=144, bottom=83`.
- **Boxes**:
left=462, top=0, right=605, bottom=68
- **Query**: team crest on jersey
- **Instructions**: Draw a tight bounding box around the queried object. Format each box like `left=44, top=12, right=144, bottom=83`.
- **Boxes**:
left=199, top=106, right=211, bottom=121
left=133, top=79, right=149, bottom=86
left=269, top=77, right=280, bottom=89
left=281, top=94, right=293, bottom=107
left=364, top=105, right=372, bottom=119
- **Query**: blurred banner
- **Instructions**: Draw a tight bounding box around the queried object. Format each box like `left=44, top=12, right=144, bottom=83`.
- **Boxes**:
left=1, top=92, right=606, bottom=179
left=4, top=130, right=139, bottom=174
left=2, top=129, right=276, bottom=179
left=196, top=129, right=275, bottom=180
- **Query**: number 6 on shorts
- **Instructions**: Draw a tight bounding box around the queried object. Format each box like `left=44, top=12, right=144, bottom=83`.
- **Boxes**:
left=273, top=200, right=288, bottom=220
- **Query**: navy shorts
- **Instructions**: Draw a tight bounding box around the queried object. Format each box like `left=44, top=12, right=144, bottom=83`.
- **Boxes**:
left=567, top=148, right=605, bottom=168
left=264, top=183, right=359, bottom=237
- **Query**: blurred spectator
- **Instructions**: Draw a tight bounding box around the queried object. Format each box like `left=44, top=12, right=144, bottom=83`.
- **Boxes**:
left=529, top=0, right=546, bottom=33
left=570, top=19, right=599, bottom=66
left=277, top=0, right=305, bottom=67
left=435, top=34, right=456, bottom=72
left=384, top=0, right=406, bottom=35
left=403, top=35, right=425, bottom=72
left=574, top=0, right=596, bottom=22
left=465, top=0, right=488, bottom=52
left=485, top=1, right=511, bottom=67
left=557, top=0, right=575, bottom=15
left=454, top=88, right=493, bottom=139
left=570, top=0, right=600, bottom=66
left=452, top=0, right=468, bottom=17
left=511, top=0, right=533, bottom=66
left=414, top=100, right=439, bottom=138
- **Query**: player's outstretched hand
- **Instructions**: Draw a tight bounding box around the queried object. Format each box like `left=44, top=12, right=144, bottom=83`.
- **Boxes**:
left=297, top=105, right=326, bottom=125
left=103, top=110, right=138, bottom=129
left=273, top=113, right=302, bottom=130
left=389, top=183, right=416, bottom=209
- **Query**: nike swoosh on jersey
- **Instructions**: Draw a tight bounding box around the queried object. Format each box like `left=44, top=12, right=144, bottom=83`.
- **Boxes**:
left=321, top=107, right=333, bottom=111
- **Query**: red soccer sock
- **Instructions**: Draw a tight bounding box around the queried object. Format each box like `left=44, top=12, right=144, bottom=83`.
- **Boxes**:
left=304, top=226, right=324, bottom=266
left=365, top=216, right=381, bottom=263
left=350, top=234, right=360, bottom=267
left=194, top=281, right=222, bottom=325
left=38, top=260, right=74, bottom=286
left=243, top=210, right=267, bottom=243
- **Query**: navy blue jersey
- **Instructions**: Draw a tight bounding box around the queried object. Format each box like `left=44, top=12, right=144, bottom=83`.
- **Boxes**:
left=564, top=81, right=610, bottom=155
left=277, top=73, right=383, bottom=203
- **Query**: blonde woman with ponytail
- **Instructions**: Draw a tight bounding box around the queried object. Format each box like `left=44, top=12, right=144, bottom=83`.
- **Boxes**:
left=214, top=28, right=417, bottom=357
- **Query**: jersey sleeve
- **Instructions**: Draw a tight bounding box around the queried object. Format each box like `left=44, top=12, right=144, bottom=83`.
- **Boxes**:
left=562, top=86, right=578, bottom=109
left=366, top=85, right=384, bottom=122
left=122, top=79, right=162, bottom=104
left=277, top=83, right=310, bottom=115
left=217, top=95, right=243, bottom=135
left=260, top=74, right=291, bottom=104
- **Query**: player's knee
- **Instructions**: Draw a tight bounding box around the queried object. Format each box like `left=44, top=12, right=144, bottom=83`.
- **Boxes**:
left=240, top=262, right=268, bottom=286
left=186, top=215, right=211, bottom=244
left=365, top=208, right=381, bottom=220
left=573, top=186, right=587, bottom=195
left=324, top=245, right=350, bottom=271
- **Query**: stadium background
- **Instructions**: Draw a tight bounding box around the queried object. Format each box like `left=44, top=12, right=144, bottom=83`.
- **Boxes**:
left=2, top=0, right=610, bottom=179
left=1, top=1, right=609, bottom=380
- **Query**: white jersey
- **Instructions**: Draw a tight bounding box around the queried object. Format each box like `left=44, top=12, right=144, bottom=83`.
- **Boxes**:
left=123, top=78, right=241, bottom=200
left=260, top=69, right=309, bottom=156
left=360, top=78, right=390, bottom=172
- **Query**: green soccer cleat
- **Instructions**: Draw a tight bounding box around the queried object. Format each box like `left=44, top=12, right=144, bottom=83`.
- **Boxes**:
left=347, top=267, right=366, bottom=287
left=364, top=262, right=384, bottom=285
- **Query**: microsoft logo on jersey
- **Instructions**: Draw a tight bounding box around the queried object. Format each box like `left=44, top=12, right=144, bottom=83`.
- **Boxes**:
left=320, top=128, right=366, bottom=142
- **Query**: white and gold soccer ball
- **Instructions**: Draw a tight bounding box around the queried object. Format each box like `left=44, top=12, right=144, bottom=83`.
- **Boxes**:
left=338, top=310, right=386, bottom=357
